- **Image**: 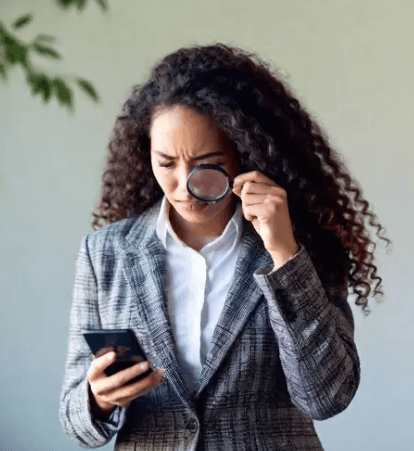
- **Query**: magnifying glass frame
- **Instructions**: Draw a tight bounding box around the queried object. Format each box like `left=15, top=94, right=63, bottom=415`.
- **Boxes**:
left=187, top=163, right=234, bottom=203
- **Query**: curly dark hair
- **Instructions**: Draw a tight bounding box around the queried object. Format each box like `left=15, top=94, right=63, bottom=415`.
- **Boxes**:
left=92, top=42, right=392, bottom=316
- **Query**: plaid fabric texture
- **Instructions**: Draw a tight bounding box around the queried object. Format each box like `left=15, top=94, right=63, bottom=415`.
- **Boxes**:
left=59, top=198, right=360, bottom=450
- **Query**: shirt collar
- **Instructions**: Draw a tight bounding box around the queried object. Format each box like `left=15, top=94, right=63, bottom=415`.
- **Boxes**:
left=156, top=195, right=243, bottom=249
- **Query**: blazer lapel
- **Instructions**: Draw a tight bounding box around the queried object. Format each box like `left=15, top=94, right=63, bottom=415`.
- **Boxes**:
left=120, top=200, right=194, bottom=406
left=119, top=198, right=274, bottom=404
left=193, top=221, right=274, bottom=398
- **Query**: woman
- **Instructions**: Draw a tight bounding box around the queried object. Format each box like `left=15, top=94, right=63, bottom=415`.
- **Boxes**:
left=59, top=43, right=391, bottom=450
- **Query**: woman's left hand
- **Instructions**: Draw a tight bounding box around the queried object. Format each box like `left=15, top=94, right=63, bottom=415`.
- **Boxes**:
left=232, top=171, right=299, bottom=263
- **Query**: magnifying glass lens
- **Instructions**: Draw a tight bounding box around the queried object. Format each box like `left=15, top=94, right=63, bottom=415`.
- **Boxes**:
left=188, top=168, right=229, bottom=202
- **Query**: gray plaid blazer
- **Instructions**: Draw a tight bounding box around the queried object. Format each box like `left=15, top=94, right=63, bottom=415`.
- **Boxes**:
left=59, top=198, right=360, bottom=450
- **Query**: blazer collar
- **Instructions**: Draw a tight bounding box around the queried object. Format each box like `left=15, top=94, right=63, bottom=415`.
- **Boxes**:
left=120, top=197, right=274, bottom=405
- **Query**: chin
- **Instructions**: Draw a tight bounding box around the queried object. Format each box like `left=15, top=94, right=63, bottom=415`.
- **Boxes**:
left=177, top=201, right=213, bottom=215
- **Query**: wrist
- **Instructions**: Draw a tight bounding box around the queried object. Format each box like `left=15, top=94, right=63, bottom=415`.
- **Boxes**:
left=88, top=383, right=115, bottom=421
left=268, top=243, right=299, bottom=270
left=91, top=397, right=116, bottom=421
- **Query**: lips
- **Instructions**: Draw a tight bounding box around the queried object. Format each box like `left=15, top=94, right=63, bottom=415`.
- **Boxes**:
left=178, top=200, right=206, bottom=205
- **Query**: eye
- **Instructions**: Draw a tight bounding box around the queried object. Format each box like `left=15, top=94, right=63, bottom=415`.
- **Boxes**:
left=159, top=161, right=226, bottom=169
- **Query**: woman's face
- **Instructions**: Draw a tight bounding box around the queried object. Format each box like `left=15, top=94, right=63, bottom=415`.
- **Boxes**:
left=150, top=104, right=240, bottom=227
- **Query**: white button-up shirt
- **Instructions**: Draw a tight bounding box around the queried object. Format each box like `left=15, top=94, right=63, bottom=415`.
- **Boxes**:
left=155, top=195, right=279, bottom=393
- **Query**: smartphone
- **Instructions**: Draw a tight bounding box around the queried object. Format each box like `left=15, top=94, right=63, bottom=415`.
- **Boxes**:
left=82, top=329, right=153, bottom=384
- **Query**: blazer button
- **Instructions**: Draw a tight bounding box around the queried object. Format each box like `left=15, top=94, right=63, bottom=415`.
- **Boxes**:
left=187, top=419, right=197, bottom=433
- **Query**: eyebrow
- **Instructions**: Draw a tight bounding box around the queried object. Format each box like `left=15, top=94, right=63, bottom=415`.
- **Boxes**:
left=153, top=150, right=225, bottom=161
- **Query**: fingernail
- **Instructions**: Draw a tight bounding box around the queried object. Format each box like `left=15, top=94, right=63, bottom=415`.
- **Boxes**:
left=140, top=361, right=149, bottom=371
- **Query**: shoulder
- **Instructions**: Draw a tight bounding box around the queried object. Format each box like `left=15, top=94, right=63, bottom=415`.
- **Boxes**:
left=83, top=217, right=136, bottom=254
left=80, top=200, right=161, bottom=258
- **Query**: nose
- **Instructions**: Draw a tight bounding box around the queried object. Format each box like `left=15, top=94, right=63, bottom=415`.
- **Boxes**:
left=175, top=165, right=196, bottom=196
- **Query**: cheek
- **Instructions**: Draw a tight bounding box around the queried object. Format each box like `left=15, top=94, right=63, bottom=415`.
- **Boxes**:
left=153, top=169, right=174, bottom=192
left=151, top=167, right=165, bottom=189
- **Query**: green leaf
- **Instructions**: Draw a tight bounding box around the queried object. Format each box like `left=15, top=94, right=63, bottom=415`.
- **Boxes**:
left=0, top=64, right=7, bottom=81
left=76, top=77, right=99, bottom=101
left=39, top=75, right=52, bottom=103
left=3, top=35, right=18, bottom=48
left=4, top=39, right=28, bottom=66
left=12, top=14, right=34, bottom=30
left=95, top=0, right=109, bottom=11
left=0, top=20, right=6, bottom=35
left=55, top=0, right=77, bottom=9
left=55, top=0, right=107, bottom=12
left=32, top=43, right=62, bottom=59
left=27, top=73, right=52, bottom=102
left=41, top=82, right=52, bottom=103
left=77, top=0, right=87, bottom=11
left=52, top=77, right=73, bottom=109
left=34, top=34, right=57, bottom=44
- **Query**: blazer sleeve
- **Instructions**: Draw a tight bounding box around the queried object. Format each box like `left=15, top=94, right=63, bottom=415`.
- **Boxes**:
left=253, top=243, right=361, bottom=421
left=59, top=233, right=128, bottom=448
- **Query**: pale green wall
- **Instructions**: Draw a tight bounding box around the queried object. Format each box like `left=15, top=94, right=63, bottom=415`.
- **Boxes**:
left=1, top=0, right=413, bottom=449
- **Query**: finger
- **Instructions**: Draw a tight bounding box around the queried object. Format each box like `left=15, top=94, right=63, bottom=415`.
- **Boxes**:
left=87, top=351, right=116, bottom=382
left=243, top=201, right=285, bottom=223
left=237, top=193, right=272, bottom=207
left=233, top=183, right=271, bottom=199
left=238, top=181, right=282, bottom=194
left=233, top=171, right=277, bottom=187
left=133, top=368, right=165, bottom=394
left=113, top=368, right=165, bottom=403
left=98, top=360, right=152, bottom=393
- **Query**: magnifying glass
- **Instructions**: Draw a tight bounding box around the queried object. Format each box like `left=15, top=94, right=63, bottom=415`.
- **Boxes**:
left=187, top=164, right=234, bottom=203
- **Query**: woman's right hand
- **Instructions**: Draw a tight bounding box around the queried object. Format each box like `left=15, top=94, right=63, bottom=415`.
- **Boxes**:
left=87, top=351, right=165, bottom=421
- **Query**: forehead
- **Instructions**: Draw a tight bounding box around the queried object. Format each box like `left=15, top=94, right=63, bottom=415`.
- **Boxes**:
left=150, top=105, right=217, bottom=134
left=150, top=105, right=233, bottom=155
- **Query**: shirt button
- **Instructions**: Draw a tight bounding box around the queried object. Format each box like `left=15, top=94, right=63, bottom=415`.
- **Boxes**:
left=187, top=419, right=197, bottom=433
